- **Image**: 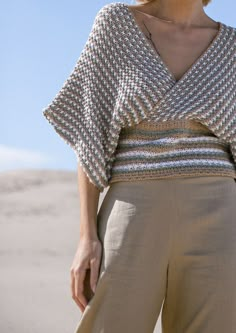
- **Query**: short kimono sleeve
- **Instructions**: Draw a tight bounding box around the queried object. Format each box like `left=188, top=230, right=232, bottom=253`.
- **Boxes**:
left=42, top=4, right=118, bottom=193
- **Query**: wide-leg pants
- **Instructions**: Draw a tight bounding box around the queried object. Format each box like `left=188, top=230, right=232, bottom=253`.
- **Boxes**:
left=73, top=176, right=236, bottom=333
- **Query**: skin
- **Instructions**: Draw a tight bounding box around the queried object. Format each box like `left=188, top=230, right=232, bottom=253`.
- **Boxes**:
left=70, top=164, right=101, bottom=312
left=128, top=0, right=219, bottom=81
left=70, top=0, right=219, bottom=313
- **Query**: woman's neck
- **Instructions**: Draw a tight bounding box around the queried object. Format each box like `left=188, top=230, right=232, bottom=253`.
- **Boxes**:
left=139, top=0, right=211, bottom=28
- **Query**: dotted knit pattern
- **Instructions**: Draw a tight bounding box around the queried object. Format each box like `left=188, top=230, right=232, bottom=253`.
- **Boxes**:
left=42, top=2, right=236, bottom=192
left=109, top=119, right=236, bottom=184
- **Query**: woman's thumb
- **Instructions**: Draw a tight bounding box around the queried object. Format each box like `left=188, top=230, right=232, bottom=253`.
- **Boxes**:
left=90, top=257, right=100, bottom=293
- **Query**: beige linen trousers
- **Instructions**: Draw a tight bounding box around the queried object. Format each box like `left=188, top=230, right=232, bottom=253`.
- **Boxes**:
left=73, top=176, right=236, bottom=333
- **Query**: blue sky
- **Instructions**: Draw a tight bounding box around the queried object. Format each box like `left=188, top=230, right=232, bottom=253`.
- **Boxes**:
left=1, top=0, right=235, bottom=172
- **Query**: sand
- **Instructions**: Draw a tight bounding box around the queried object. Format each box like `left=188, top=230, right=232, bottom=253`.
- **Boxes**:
left=0, top=169, right=162, bottom=333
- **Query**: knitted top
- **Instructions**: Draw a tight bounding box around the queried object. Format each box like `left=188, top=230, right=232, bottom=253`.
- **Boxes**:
left=109, top=119, right=236, bottom=184
left=42, top=2, right=236, bottom=192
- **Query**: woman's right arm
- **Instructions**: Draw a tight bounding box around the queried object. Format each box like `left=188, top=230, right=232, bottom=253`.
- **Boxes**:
left=70, top=163, right=103, bottom=312
left=78, top=163, right=100, bottom=238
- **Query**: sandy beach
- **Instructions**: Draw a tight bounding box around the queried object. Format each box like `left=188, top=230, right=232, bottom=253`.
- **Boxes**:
left=0, top=169, right=162, bottom=333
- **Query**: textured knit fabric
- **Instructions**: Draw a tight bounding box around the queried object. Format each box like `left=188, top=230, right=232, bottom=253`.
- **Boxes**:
left=109, top=119, right=236, bottom=184
left=42, top=2, right=236, bottom=192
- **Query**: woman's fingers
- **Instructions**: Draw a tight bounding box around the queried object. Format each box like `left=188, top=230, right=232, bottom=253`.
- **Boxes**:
left=74, top=267, right=88, bottom=308
left=70, top=238, right=102, bottom=311
left=70, top=266, right=88, bottom=310
left=70, top=272, right=86, bottom=312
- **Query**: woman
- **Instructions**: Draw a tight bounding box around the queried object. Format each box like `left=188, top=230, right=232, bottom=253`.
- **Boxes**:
left=43, top=0, right=236, bottom=332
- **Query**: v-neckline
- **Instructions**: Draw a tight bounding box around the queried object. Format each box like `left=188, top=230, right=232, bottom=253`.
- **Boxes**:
left=122, top=3, right=224, bottom=86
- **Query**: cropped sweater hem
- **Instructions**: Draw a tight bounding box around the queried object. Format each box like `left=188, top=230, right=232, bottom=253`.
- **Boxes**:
left=108, top=169, right=236, bottom=185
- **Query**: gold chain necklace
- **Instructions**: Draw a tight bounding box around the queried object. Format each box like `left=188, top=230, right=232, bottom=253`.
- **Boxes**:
left=133, top=9, right=173, bottom=23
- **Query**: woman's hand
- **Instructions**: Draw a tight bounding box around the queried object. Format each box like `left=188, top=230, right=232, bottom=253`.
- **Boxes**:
left=70, top=235, right=102, bottom=312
